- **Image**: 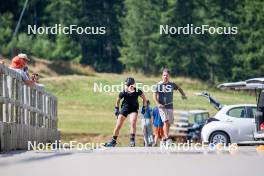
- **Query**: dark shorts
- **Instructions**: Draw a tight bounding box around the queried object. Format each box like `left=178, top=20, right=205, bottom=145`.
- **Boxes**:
left=120, top=105, right=138, bottom=117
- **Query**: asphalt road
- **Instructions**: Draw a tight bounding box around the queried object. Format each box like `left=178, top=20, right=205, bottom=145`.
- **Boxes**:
left=1, top=146, right=264, bottom=176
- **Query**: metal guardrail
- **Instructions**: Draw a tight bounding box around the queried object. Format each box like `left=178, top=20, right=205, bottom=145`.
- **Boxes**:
left=0, top=64, right=60, bottom=151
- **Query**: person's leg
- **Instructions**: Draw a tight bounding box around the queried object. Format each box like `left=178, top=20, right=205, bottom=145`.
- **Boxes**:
left=113, top=114, right=126, bottom=136
left=159, top=107, right=169, bottom=140
left=105, top=114, right=126, bottom=147
left=145, top=119, right=150, bottom=146
left=163, top=121, right=170, bottom=139
left=160, top=108, right=174, bottom=141
left=129, top=112, right=137, bottom=134
left=166, top=109, right=174, bottom=139
left=163, top=109, right=174, bottom=145
left=141, top=119, right=148, bottom=146
left=129, top=112, right=138, bottom=146
left=160, top=127, right=165, bottom=141
left=153, top=127, right=158, bottom=146
left=154, top=135, right=158, bottom=146
left=146, top=119, right=153, bottom=146
left=159, top=127, right=166, bottom=145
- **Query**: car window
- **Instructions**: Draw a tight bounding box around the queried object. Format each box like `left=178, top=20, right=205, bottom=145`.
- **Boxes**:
left=246, top=107, right=257, bottom=118
left=195, top=115, right=200, bottom=123
left=227, top=107, right=246, bottom=118
left=195, top=114, right=204, bottom=123
left=203, top=113, right=209, bottom=119
left=188, top=114, right=195, bottom=124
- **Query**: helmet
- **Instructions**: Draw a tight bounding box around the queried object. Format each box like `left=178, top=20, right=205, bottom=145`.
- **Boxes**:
left=125, top=77, right=135, bottom=86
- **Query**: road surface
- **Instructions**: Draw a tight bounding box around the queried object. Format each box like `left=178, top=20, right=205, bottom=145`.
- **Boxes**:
left=1, top=146, right=264, bottom=176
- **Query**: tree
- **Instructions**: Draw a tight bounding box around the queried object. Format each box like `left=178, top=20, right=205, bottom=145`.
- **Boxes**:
left=119, top=0, right=165, bottom=74
left=232, top=0, right=264, bottom=80
left=203, top=0, right=244, bottom=82
left=157, top=0, right=210, bottom=79
left=76, top=0, right=124, bottom=72
left=0, top=12, right=13, bottom=55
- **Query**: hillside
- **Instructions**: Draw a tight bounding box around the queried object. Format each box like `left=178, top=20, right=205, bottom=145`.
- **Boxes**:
left=1, top=57, right=256, bottom=146
left=42, top=73, right=255, bottom=146
left=0, top=56, right=94, bottom=77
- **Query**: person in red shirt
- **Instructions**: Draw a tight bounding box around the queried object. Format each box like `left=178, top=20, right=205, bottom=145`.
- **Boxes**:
left=9, top=53, right=35, bottom=86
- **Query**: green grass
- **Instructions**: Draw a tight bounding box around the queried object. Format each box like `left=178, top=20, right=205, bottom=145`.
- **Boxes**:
left=41, top=73, right=256, bottom=145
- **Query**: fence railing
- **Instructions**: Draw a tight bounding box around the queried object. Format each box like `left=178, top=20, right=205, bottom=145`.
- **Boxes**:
left=0, top=64, right=60, bottom=151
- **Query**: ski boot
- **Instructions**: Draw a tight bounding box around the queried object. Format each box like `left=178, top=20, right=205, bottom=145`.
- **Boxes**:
left=104, top=139, right=117, bottom=147
left=130, top=139, right=136, bottom=147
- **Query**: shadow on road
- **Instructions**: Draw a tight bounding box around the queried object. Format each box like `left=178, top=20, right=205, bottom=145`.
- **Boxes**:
left=0, top=150, right=74, bottom=167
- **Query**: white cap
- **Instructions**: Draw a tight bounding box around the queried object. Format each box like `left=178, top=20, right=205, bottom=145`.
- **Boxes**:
left=18, top=53, right=30, bottom=61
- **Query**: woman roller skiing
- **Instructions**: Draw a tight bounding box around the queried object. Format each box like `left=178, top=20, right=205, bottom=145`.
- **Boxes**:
left=105, top=77, right=147, bottom=147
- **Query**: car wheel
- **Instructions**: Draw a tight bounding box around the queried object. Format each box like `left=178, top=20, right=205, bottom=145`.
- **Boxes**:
left=209, top=131, right=230, bottom=145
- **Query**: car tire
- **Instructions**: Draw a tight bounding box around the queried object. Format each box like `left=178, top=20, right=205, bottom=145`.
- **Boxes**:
left=209, top=131, right=230, bottom=145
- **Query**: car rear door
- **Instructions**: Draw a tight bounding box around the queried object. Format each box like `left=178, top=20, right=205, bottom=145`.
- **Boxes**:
left=226, top=106, right=255, bottom=141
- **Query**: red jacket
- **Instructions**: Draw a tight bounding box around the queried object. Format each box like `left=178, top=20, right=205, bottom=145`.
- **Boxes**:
left=10, top=56, right=26, bottom=69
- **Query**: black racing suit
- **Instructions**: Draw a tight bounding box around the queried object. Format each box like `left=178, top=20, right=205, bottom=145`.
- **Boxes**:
left=119, top=89, right=143, bottom=117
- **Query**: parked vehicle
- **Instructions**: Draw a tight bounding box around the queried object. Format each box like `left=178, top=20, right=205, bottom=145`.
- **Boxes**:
left=200, top=78, right=264, bottom=144
left=201, top=104, right=257, bottom=144
left=170, top=110, right=209, bottom=142
left=255, top=90, right=264, bottom=139
left=217, top=78, right=264, bottom=141
left=187, top=110, right=209, bottom=142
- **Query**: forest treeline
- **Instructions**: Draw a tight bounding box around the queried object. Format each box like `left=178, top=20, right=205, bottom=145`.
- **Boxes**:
left=0, top=0, right=263, bottom=82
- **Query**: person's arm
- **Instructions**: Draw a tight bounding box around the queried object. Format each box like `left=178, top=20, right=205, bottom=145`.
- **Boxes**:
left=115, top=92, right=124, bottom=116
left=153, top=92, right=164, bottom=108
left=140, top=93, right=147, bottom=107
left=178, top=86, right=187, bottom=99
left=115, top=97, right=121, bottom=108
left=21, top=71, right=35, bottom=86
left=175, top=83, right=187, bottom=99
left=23, top=80, right=35, bottom=86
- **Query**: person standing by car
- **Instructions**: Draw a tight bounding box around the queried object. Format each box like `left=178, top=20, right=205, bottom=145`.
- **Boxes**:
left=141, top=100, right=154, bottom=147
left=153, top=68, right=187, bottom=145
left=105, top=77, right=147, bottom=147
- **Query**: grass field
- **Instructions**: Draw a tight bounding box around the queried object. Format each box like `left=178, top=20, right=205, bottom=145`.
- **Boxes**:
left=41, top=72, right=256, bottom=146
